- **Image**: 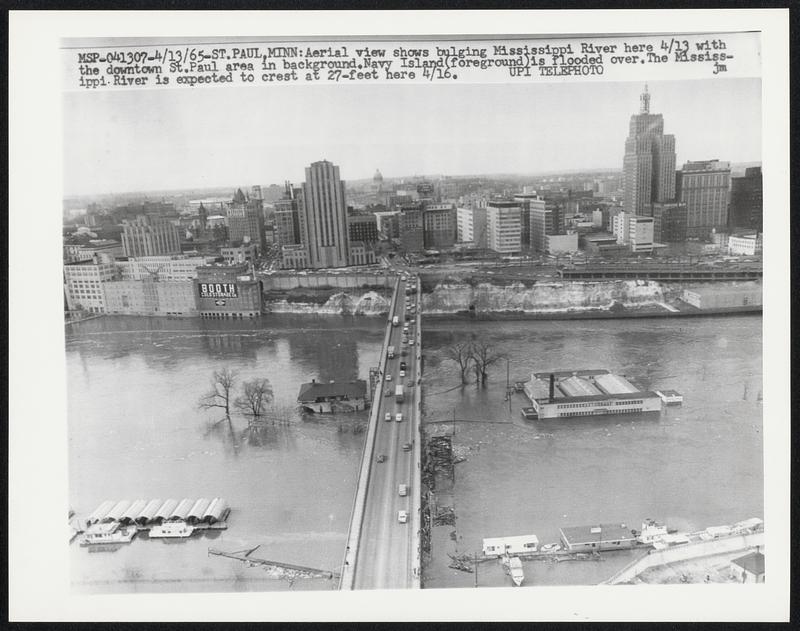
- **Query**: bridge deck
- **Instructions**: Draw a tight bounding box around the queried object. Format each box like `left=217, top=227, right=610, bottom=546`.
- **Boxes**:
left=339, top=275, right=422, bottom=590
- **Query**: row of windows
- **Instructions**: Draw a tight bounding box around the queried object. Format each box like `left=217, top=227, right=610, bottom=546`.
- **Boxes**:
left=559, top=408, right=643, bottom=417
left=557, top=399, right=644, bottom=409
left=485, top=542, right=537, bottom=552
left=200, top=312, right=258, bottom=319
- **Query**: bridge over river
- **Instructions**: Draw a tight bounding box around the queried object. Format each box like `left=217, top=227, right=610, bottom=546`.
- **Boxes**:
left=339, top=275, right=423, bottom=590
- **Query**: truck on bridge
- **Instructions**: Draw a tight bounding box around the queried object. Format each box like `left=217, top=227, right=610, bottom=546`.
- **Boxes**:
left=395, top=385, right=404, bottom=403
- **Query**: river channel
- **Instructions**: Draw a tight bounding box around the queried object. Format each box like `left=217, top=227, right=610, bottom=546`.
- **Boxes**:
left=421, top=315, right=763, bottom=588
left=67, top=315, right=383, bottom=593
left=67, top=313, right=762, bottom=592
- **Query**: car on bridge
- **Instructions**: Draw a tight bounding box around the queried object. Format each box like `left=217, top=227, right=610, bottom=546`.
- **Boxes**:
left=395, top=413, right=403, bottom=422
left=384, top=412, right=392, bottom=422
left=385, top=374, right=392, bottom=381
left=377, top=454, right=387, bottom=463
left=398, top=510, right=408, bottom=524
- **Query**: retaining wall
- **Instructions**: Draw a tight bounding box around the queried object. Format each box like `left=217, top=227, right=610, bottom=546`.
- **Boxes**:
left=260, top=271, right=396, bottom=291
left=604, top=532, right=765, bottom=584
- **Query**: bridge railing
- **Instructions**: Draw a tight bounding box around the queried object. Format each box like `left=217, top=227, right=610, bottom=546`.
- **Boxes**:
left=411, top=275, right=423, bottom=588
left=338, top=276, right=401, bottom=590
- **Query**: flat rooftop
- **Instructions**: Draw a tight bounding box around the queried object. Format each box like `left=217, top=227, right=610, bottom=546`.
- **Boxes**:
left=528, top=370, right=654, bottom=403
left=560, top=523, right=635, bottom=544
left=533, top=369, right=611, bottom=379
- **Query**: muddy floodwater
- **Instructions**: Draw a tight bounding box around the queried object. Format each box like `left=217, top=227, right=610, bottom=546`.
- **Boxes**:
left=420, top=315, right=763, bottom=588
left=67, top=313, right=762, bottom=591
left=67, top=315, right=382, bottom=593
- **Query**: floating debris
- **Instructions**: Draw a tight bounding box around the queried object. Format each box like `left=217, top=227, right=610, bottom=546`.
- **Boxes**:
left=447, top=553, right=474, bottom=573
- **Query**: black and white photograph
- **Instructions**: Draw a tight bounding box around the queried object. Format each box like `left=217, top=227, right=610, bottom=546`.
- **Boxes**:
left=8, top=9, right=790, bottom=622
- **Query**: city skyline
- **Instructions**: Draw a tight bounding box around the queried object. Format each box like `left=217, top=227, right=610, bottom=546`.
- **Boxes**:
left=63, top=78, right=761, bottom=197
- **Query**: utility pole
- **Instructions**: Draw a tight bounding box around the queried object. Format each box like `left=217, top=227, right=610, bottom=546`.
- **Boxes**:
left=506, top=358, right=511, bottom=412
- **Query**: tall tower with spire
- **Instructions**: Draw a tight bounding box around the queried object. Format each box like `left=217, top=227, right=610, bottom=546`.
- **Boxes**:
left=640, top=83, right=650, bottom=114
left=623, top=85, right=676, bottom=215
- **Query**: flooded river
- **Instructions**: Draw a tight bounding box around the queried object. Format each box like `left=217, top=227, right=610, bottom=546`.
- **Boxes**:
left=67, top=313, right=762, bottom=591
left=420, top=315, right=763, bottom=588
left=67, top=315, right=383, bottom=593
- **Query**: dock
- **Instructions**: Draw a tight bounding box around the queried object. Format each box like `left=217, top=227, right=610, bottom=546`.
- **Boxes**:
left=208, top=546, right=339, bottom=580
left=75, top=497, right=231, bottom=543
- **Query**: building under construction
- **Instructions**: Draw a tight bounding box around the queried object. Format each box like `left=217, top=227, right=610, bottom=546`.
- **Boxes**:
left=523, top=369, right=662, bottom=419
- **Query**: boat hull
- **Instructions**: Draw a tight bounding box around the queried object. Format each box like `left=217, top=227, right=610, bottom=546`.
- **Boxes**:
left=149, top=522, right=195, bottom=539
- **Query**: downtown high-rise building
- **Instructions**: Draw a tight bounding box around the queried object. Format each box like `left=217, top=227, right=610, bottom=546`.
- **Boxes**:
left=486, top=200, right=522, bottom=254
left=300, top=160, right=350, bottom=269
left=274, top=182, right=303, bottom=247
left=728, top=166, right=763, bottom=232
left=121, top=215, right=182, bottom=258
left=228, top=188, right=265, bottom=252
left=676, top=159, right=731, bottom=238
left=622, top=85, right=677, bottom=215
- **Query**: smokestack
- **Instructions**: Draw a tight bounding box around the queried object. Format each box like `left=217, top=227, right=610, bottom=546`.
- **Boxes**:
left=549, top=373, right=555, bottom=403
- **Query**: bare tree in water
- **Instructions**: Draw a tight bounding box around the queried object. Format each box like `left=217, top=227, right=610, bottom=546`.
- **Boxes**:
left=442, top=340, right=474, bottom=385
left=198, top=368, right=238, bottom=425
left=235, top=378, right=274, bottom=427
left=468, top=340, right=505, bottom=387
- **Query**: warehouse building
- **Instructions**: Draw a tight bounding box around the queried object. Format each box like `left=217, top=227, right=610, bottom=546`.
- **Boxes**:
left=524, top=369, right=662, bottom=419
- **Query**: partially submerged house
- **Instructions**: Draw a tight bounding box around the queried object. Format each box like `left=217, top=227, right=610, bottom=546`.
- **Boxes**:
left=297, top=379, right=368, bottom=413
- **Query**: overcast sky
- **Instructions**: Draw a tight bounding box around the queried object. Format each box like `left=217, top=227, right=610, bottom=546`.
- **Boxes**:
left=63, top=78, right=761, bottom=196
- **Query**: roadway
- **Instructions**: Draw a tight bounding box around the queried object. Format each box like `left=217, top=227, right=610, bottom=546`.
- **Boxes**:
left=351, top=276, right=421, bottom=589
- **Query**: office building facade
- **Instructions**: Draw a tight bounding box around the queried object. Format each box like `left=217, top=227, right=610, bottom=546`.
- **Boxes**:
left=530, top=203, right=563, bottom=254
left=729, top=166, right=763, bottom=232
left=116, top=254, right=215, bottom=281
left=626, top=215, right=655, bottom=253
left=64, top=258, right=117, bottom=313
left=486, top=201, right=522, bottom=254
left=398, top=205, right=425, bottom=253
left=677, top=159, right=731, bottom=238
left=300, top=160, right=350, bottom=268
left=348, top=213, right=380, bottom=244
left=121, top=215, right=182, bottom=258
left=652, top=202, right=688, bottom=243
left=456, top=206, right=488, bottom=248
left=514, top=194, right=546, bottom=249
left=622, top=85, right=677, bottom=215
left=374, top=211, right=401, bottom=240
left=273, top=184, right=303, bottom=246
left=228, top=188, right=265, bottom=252
left=422, top=203, right=456, bottom=249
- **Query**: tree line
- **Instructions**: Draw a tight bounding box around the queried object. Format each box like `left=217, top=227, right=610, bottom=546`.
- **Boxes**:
left=198, top=367, right=289, bottom=428
left=442, top=338, right=505, bottom=386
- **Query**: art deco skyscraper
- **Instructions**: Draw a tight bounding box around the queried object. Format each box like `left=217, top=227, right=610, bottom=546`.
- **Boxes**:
left=623, top=85, right=677, bottom=215
left=301, top=160, right=350, bottom=268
